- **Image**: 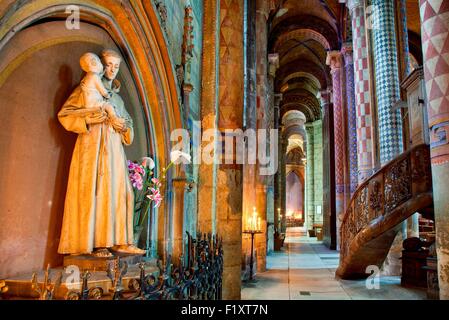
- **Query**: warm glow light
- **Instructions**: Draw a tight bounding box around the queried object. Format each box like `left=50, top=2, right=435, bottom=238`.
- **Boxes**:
left=246, top=207, right=261, bottom=231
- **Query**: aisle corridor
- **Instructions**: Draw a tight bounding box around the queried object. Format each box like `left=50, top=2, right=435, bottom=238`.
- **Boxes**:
left=241, top=228, right=427, bottom=300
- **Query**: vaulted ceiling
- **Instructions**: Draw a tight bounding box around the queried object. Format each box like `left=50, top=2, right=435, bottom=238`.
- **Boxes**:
left=269, top=0, right=341, bottom=124
left=269, top=0, right=422, bottom=125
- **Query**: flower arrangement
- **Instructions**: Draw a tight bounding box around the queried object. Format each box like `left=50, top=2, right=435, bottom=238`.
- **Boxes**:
left=127, top=150, right=191, bottom=244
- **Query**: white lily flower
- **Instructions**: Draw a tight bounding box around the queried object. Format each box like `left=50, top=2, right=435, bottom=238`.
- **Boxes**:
left=141, top=156, right=155, bottom=169
left=170, top=150, right=191, bottom=164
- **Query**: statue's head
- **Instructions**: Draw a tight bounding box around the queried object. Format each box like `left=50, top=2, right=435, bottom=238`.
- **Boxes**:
left=80, top=52, right=103, bottom=74
left=100, top=49, right=122, bottom=81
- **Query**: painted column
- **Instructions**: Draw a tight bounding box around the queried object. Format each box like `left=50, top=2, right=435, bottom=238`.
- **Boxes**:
left=197, top=0, right=219, bottom=235
left=216, top=0, right=244, bottom=300
left=242, top=0, right=258, bottom=281
left=273, top=93, right=282, bottom=234
left=372, top=0, right=403, bottom=163
left=306, top=124, right=315, bottom=231
left=326, top=51, right=345, bottom=247
left=255, top=0, right=270, bottom=273
left=280, top=137, right=288, bottom=233
left=372, top=0, right=405, bottom=276
left=347, top=0, right=375, bottom=183
left=419, top=0, right=449, bottom=300
left=342, top=43, right=359, bottom=196
left=397, top=0, right=412, bottom=81
left=320, top=88, right=336, bottom=248
left=266, top=58, right=278, bottom=253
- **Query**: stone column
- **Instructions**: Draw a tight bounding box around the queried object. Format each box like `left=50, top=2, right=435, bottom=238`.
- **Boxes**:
left=172, top=178, right=186, bottom=264
left=242, top=0, right=257, bottom=280
left=306, top=124, right=315, bottom=231
left=197, top=0, right=219, bottom=235
left=372, top=0, right=403, bottom=164
left=216, top=0, right=244, bottom=300
left=255, top=0, right=270, bottom=273
left=273, top=93, right=282, bottom=233
left=320, top=88, right=336, bottom=248
left=313, top=120, right=324, bottom=226
left=396, top=0, right=412, bottom=81
left=419, top=0, right=449, bottom=300
left=280, top=138, right=288, bottom=233
left=266, top=59, right=277, bottom=253
left=342, top=43, right=358, bottom=196
left=347, top=0, right=375, bottom=183
left=182, top=83, right=197, bottom=239
left=327, top=51, right=345, bottom=248
left=372, top=0, right=405, bottom=276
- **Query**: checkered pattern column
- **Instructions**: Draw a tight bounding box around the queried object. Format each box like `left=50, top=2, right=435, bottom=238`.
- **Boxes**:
left=342, top=44, right=358, bottom=195
left=347, top=0, right=375, bottom=183
left=419, top=0, right=449, bottom=299
left=372, top=0, right=403, bottom=164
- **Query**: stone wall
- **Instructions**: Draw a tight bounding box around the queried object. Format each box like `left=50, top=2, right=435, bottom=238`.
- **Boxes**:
left=0, top=22, right=149, bottom=277
left=152, top=0, right=204, bottom=250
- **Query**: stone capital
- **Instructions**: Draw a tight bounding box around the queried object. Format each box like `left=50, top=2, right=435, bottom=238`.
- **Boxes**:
left=319, top=88, right=331, bottom=103
left=183, top=83, right=194, bottom=93
left=326, top=51, right=343, bottom=70
left=347, top=0, right=363, bottom=13
left=274, top=93, right=283, bottom=107
left=268, top=53, right=280, bottom=77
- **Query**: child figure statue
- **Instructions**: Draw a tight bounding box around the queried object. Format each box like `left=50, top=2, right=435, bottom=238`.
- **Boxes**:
left=79, top=52, right=124, bottom=131
left=58, top=49, right=145, bottom=257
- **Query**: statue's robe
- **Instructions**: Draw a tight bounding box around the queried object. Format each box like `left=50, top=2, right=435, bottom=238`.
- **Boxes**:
left=57, top=79, right=134, bottom=254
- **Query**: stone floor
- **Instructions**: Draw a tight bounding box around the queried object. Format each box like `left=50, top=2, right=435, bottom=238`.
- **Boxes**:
left=241, top=227, right=427, bottom=300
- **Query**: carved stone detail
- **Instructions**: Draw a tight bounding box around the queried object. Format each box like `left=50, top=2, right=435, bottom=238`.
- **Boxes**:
left=384, top=158, right=411, bottom=213
left=369, top=180, right=382, bottom=213
left=154, top=1, right=169, bottom=39
left=356, top=187, right=369, bottom=232
left=338, top=145, right=432, bottom=271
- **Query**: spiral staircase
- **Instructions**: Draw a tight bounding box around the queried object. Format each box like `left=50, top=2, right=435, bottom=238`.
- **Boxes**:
left=336, top=144, right=434, bottom=279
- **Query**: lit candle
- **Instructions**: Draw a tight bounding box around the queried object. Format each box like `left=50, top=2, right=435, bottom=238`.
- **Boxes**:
left=252, top=207, right=257, bottom=230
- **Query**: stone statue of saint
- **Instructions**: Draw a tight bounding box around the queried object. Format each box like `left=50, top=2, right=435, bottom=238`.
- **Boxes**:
left=57, top=49, right=145, bottom=257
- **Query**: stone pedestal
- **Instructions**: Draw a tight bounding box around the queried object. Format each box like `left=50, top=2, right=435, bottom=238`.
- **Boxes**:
left=3, top=259, right=158, bottom=300
left=63, top=254, right=144, bottom=272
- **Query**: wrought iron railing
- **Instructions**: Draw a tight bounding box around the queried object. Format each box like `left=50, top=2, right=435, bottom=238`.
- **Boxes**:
left=1, top=232, right=223, bottom=300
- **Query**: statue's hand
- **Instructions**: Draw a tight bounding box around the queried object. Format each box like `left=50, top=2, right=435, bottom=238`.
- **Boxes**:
left=110, top=116, right=127, bottom=133
left=85, top=111, right=107, bottom=124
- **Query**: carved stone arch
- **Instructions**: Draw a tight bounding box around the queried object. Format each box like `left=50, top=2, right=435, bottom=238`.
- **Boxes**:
left=275, top=59, right=329, bottom=91
left=286, top=147, right=306, bottom=166
left=280, top=90, right=321, bottom=122
left=283, top=72, right=321, bottom=90
left=273, top=28, right=331, bottom=53
left=0, top=0, right=182, bottom=166
left=269, top=15, right=339, bottom=52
